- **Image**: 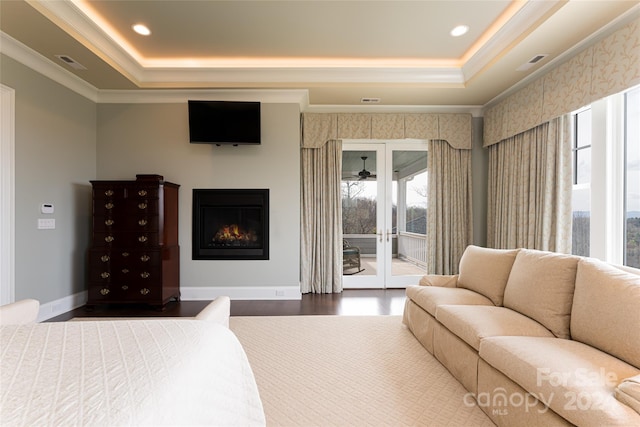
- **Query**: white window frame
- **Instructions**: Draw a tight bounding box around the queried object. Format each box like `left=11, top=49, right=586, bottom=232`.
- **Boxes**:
left=585, top=91, right=630, bottom=264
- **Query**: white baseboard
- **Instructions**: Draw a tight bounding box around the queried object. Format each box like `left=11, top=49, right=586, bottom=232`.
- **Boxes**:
left=38, top=291, right=88, bottom=322
left=36, top=286, right=302, bottom=321
left=180, top=286, right=302, bottom=301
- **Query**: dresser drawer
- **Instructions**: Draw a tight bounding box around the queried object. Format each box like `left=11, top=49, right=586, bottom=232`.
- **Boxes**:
left=93, top=199, right=159, bottom=217
left=93, top=215, right=159, bottom=233
left=92, top=185, right=128, bottom=200
left=89, top=249, right=162, bottom=267
left=92, top=232, right=160, bottom=247
left=87, top=284, right=123, bottom=302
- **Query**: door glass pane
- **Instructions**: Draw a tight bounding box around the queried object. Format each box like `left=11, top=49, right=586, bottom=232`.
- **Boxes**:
left=391, top=151, right=428, bottom=276
left=342, top=151, right=377, bottom=276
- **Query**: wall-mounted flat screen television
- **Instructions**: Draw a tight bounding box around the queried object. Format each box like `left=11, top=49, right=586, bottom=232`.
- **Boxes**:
left=188, top=100, right=261, bottom=145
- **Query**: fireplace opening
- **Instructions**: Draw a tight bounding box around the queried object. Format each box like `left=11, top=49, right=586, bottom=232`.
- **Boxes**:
left=193, top=189, right=269, bottom=260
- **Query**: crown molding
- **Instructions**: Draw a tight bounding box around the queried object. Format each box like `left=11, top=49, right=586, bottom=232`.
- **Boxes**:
left=26, top=0, right=144, bottom=83
left=0, top=31, right=99, bottom=102
left=135, top=67, right=465, bottom=86
left=97, top=89, right=310, bottom=105
left=482, top=4, right=640, bottom=110
left=462, top=0, right=563, bottom=81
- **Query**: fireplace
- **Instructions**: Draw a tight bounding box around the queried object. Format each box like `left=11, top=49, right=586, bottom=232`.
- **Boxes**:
left=192, top=189, right=269, bottom=260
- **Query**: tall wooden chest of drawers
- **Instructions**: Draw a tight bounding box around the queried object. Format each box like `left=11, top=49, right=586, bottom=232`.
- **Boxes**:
left=87, top=174, right=180, bottom=309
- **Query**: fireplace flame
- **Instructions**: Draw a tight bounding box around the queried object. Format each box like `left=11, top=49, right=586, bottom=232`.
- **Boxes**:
left=213, top=224, right=257, bottom=244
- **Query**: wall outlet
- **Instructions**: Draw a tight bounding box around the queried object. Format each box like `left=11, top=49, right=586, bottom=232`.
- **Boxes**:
left=37, top=218, right=55, bottom=229
left=275, top=290, right=285, bottom=297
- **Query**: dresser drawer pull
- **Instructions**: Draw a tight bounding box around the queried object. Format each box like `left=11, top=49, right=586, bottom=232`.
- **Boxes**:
left=138, top=203, right=147, bottom=210
left=105, top=202, right=114, bottom=209
left=138, top=219, right=148, bottom=226
left=121, top=285, right=129, bottom=291
left=105, top=219, right=114, bottom=226
left=138, top=235, right=148, bottom=243
left=138, top=190, right=147, bottom=196
left=122, top=252, right=130, bottom=257
left=104, top=236, right=114, bottom=243
left=121, top=268, right=129, bottom=274
left=100, top=255, right=110, bottom=262
left=100, top=288, right=110, bottom=296
left=140, top=272, right=150, bottom=279
left=140, top=288, right=150, bottom=295
left=104, top=190, right=114, bottom=196
left=100, top=272, right=110, bottom=279
left=140, top=254, right=150, bottom=262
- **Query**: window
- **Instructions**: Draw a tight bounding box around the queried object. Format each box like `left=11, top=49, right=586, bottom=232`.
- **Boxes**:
left=571, top=108, right=591, bottom=257
left=573, top=85, right=640, bottom=267
left=625, top=87, right=640, bottom=268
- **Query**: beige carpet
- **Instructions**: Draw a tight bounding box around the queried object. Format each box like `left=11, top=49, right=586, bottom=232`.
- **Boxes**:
left=229, top=315, right=494, bottom=427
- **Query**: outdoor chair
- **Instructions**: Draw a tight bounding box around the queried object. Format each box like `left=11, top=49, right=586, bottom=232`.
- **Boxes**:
left=343, top=239, right=364, bottom=275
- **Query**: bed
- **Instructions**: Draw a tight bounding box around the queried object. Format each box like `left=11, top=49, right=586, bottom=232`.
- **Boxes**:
left=0, top=301, right=265, bottom=426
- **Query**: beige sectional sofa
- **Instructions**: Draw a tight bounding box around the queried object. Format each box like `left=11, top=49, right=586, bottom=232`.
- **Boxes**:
left=403, top=245, right=640, bottom=426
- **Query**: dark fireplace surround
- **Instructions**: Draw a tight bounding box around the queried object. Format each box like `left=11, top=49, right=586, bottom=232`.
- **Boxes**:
left=192, top=189, right=269, bottom=260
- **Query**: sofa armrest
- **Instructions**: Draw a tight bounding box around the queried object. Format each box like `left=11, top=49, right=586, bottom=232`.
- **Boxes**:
left=195, top=296, right=231, bottom=328
left=418, top=274, right=459, bottom=288
left=0, top=299, right=40, bottom=325
left=615, top=374, right=640, bottom=415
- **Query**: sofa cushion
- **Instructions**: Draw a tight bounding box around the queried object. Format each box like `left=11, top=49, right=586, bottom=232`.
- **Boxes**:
left=615, top=374, right=640, bottom=414
left=571, top=258, right=640, bottom=369
left=405, top=286, right=493, bottom=317
left=457, top=245, right=520, bottom=306
left=503, top=249, right=579, bottom=339
left=435, top=305, right=554, bottom=351
left=479, top=336, right=640, bottom=427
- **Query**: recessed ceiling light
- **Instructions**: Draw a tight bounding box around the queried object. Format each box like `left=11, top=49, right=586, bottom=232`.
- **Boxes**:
left=450, top=25, right=469, bottom=37
left=132, top=24, right=151, bottom=36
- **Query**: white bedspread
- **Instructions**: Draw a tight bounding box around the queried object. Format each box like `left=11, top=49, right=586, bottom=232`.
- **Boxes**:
left=0, top=319, right=265, bottom=426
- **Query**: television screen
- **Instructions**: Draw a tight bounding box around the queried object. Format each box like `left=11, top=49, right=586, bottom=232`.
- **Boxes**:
left=188, top=100, right=261, bottom=145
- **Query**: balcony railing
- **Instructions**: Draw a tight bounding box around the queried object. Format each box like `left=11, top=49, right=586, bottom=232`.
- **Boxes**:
left=398, top=232, right=427, bottom=268
left=343, top=232, right=427, bottom=268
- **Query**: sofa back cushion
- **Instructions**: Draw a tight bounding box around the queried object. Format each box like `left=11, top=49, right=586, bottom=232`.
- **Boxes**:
left=503, top=249, right=579, bottom=339
left=457, top=245, right=520, bottom=306
left=571, top=258, right=640, bottom=369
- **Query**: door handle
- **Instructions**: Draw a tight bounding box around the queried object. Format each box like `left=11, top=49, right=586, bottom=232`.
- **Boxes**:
left=386, top=229, right=392, bottom=242
left=377, top=230, right=383, bottom=243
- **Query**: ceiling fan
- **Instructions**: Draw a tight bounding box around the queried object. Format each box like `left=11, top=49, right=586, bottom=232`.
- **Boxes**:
left=355, top=156, right=377, bottom=180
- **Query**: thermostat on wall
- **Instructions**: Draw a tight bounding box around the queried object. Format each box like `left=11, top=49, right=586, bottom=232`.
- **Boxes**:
left=41, top=203, right=54, bottom=214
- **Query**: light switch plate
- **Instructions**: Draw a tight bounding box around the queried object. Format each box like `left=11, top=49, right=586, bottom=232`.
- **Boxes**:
left=37, top=218, right=55, bottom=229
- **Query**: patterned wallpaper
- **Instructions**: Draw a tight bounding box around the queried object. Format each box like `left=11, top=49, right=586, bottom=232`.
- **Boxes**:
left=484, top=19, right=640, bottom=146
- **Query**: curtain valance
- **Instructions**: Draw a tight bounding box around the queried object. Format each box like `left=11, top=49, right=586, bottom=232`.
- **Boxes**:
left=301, top=112, right=472, bottom=150
left=484, top=20, right=639, bottom=147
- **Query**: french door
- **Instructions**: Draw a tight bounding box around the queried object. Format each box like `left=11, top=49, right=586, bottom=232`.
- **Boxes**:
left=342, top=142, right=428, bottom=289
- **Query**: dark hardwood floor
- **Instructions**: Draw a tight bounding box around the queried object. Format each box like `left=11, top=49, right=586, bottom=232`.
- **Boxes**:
left=47, top=289, right=407, bottom=322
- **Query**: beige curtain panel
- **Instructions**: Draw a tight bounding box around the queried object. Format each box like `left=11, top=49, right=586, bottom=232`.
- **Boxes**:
left=427, top=140, right=473, bottom=275
left=487, top=116, right=572, bottom=253
left=300, top=139, right=343, bottom=294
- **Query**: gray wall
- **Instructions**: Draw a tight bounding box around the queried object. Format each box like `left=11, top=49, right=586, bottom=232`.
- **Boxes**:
left=96, top=103, right=301, bottom=292
left=1, top=54, right=96, bottom=304
left=472, top=117, right=488, bottom=247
